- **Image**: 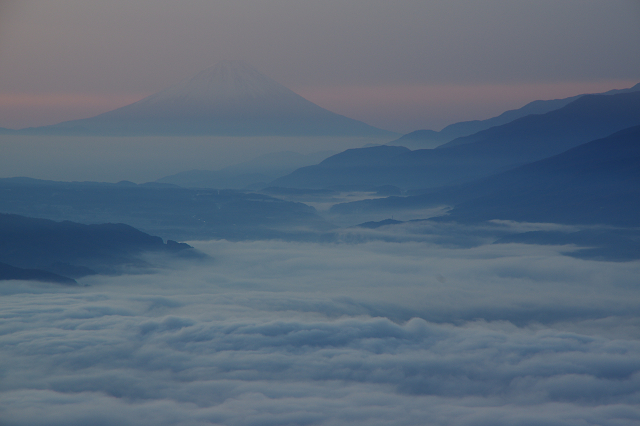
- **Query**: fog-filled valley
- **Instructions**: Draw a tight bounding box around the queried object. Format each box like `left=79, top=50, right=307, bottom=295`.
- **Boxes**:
left=1, top=9, right=639, bottom=422
left=3, top=238, right=640, bottom=425
left=2, top=138, right=639, bottom=425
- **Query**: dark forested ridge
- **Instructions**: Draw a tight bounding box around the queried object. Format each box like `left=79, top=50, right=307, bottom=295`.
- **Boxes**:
left=0, top=212, right=195, bottom=282
left=0, top=261, right=78, bottom=285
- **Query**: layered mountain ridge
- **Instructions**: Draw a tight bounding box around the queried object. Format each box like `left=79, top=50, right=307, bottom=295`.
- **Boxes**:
left=392, top=82, right=640, bottom=148
left=273, top=91, right=640, bottom=190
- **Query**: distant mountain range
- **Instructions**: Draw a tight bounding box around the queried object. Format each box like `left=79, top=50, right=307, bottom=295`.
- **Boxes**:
left=328, top=124, right=640, bottom=261
left=0, top=178, right=331, bottom=242
left=273, top=91, right=640, bottom=190
left=14, top=61, right=395, bottom=137
left=332, top=124, right=640, bottom=227
left=390, top=82, right=640, bottom=148
left=2, top=73, right=638, bottom=261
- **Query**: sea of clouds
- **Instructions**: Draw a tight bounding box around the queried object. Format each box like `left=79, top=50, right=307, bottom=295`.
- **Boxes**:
left=1, top=238, right=639, bottom=425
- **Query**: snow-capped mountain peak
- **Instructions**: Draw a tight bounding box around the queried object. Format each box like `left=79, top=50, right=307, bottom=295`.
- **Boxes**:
left=145, top=61, right=297, bottom=105
left=38, top=61, right=395, bottom=137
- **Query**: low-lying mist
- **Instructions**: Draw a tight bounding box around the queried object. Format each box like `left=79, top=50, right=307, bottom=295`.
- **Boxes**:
left=1, top=236, right=639, bottom=425
left=0, top=134, right=388, bottom=183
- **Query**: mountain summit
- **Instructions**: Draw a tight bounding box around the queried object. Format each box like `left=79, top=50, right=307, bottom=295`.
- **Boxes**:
left=28, top=61, right=395, bottom=137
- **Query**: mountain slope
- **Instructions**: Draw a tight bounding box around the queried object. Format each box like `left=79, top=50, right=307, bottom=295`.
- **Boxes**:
left=391, top=82, right=640, bottom=148
left=443, top=124, right=640, bottom=226
left=23, top=61, right=395, bottom=137
left=0, top=262, right=77, bottom=284
left=274, top=91, right=640, bottom=190
left=0, top=212, right=194, bottom=280
left=333, top=124, right=640, bottom=227
left=271, top=145, right=414, bottom=189
left=437, top=90, right=640, bottom=151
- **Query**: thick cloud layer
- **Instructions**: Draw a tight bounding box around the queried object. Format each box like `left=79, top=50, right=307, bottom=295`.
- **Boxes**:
left=1, top=239, right=639, bottom=425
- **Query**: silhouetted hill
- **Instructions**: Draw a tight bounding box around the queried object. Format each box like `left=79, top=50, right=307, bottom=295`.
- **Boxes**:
left=18, top=61, right=395, bottom=137
left=0, top=261, right=77, bottom=284
left=0, top=213, right=195, bottom=279
left=390, top=82, right=640, bottom=148
left=274, top=91, right=640, bottom=190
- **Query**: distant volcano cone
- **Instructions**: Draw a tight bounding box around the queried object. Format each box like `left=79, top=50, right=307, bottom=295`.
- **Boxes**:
left=29, top=61, right=395, bottom=137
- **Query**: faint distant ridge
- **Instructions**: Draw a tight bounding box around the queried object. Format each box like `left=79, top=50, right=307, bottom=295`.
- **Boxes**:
left=19, top=61, right=396, bottom=137
left=392, top=82, right=640, bottom=148
left=156, top=150, right=337, bottom=190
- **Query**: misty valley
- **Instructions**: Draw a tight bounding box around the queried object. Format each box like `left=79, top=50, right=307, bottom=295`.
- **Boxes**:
left=1, top=63, right=639, bottom=425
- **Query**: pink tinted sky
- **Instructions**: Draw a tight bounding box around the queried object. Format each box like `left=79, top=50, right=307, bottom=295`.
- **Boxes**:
left=297, top=80, right=640, bottom=133
left=0, top=0, right=638, bottom=133
left=2, top=80, right=637, bottom=132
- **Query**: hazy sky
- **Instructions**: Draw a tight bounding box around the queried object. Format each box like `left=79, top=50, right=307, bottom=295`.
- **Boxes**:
left=0, top=0, right=639, bottom=132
